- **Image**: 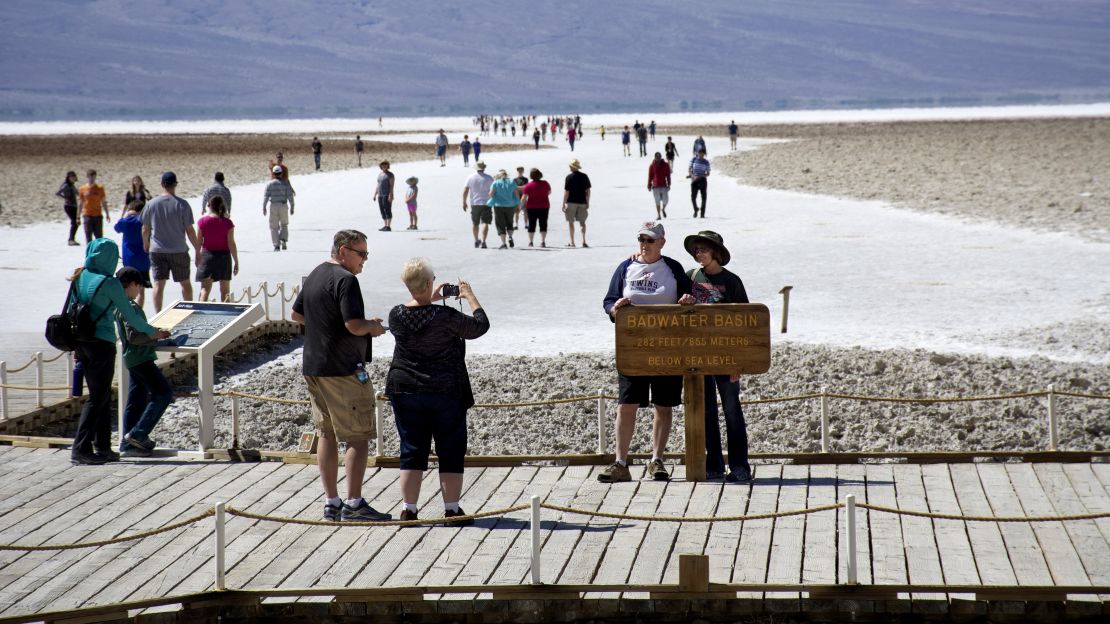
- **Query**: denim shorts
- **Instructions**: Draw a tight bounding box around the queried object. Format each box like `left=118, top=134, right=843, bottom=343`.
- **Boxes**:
left=391, top=392, right=467, bottom=473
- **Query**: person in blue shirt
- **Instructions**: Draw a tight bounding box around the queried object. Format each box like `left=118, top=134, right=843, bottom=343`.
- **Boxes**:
left=114, top=200, right=150, bottom=309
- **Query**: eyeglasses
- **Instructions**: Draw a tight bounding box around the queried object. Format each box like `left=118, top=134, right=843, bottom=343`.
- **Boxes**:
left=343, top=246, right=368, bottom=260
left=637, top=237, right=658, bottom=244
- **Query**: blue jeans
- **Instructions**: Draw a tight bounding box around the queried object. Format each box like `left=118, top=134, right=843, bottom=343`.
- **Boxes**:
left=120, top=359, right=173, bottom=451
left=704, top=375, right=750, bottom=475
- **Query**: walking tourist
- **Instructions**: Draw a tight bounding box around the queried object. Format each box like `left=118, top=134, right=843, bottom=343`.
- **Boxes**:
left=463, top=162, right=494, bottom=249
left=311, top=136, right=323, bottom=171
left=488, top=169, right=519, bottom=249
left=562, top=159, right=591, bottom=248
left=113, top=200, right=150, bottom=309
left=201, top=172, right=232, bottom=215
left=689, top=149, right=711, bottom=217
left=648, top=151, right=672, bottom=219
left=728, top=120, right=739, bottom=151
left=196, top=195, right=238, bottom=302
left=263, top=166, right=295, bottom=249
left=79, top=169, right=110, bottom=243
left=355, top=135, right=364, bottom=167
left=373, top=160, right=395, bottom=232
left=142, top=171, right=200, bottom=312
left=520, top=168, right=551, bottom=247
left=460, top=135, right=472, bottom=167
left=435, top=129, right=449, bottom=166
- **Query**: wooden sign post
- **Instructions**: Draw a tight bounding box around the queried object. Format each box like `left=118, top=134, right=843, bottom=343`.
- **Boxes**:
left=615, top=304, right=771, bottom=481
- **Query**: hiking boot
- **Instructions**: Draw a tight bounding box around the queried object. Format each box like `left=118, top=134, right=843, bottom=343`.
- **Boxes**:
left=124, top=432, right=155, bottom=451
left=706, top=470, right=725, bottom=480
left=597, top=462, right=631, bottom=483
left=399, top=509, right=418, bottom=523
left=323, top=501, right=342, bottom=522
left=726, top=467, right=754, bottom=483
left=341, top=499, right=391, bottom=522
left=71, top=450, right=107, bottom=466
left=121, top=447, right=153, bottom=458
left=444, top=508, right=474, bottom=527
left=647, top=458, right=670, bottom=481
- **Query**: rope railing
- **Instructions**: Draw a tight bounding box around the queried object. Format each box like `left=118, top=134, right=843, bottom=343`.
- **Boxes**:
left=3, top=499, right=1106, bottom=552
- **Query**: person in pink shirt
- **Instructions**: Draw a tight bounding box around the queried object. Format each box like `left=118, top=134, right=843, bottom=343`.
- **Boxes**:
left=520, top=168, right=552, bottom=248
left=647, top=151, right=673, bottom=219
left=195, top=195, right=239, bottom=302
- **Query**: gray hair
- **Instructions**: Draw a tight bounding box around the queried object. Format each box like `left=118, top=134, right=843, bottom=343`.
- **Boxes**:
left=331, top=229, right=367, bottom=258
left=400, top=257, right=434, bottom=293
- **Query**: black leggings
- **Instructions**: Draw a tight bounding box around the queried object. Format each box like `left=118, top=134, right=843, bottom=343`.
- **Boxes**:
left=72, top=339, right=117, bottom=454
left=691, top=178, right=707, bottom=214
left=64, top=205, right=78, bottom=241
left=526, top=208, right=549, bottom=233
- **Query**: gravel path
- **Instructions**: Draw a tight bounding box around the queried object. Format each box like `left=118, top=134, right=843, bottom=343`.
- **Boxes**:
left=140, top=336, right=1108, bottom=456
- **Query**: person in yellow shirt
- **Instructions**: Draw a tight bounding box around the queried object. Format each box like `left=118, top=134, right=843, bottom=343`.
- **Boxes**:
left=78, top=169, right=110, bottom=243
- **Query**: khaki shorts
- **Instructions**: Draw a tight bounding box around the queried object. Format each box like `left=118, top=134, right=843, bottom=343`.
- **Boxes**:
left=305, top=374, right=376, bottom=442
left=564, top=202, right=588, bottom=223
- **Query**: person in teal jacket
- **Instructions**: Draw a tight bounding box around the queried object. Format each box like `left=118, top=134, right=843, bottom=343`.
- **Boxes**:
left=487, top=170, right=520, bottom=249
left=67, top=238, right=164, bottom=465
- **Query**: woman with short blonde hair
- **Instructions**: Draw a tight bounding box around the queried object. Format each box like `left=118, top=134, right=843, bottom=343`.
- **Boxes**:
left=385, top=259, right=490, bottom=525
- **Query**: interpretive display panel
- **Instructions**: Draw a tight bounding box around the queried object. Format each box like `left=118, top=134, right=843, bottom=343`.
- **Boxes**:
left=615, top=304, right=771, bottom=376
left=149, top=301, right=262, bottom=351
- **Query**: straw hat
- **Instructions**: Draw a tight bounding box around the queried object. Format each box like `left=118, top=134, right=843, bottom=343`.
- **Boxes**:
left=569, top=159, right=582, bottom=171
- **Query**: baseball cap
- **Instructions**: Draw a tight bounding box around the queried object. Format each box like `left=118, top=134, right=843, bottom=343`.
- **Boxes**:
left=116, top=266, right=151, bottom=288
left=272, top=165, right=283, bottom=174
left=161, top=171, right=177, bottom=186
left=638, top=221, right=665, bottom=240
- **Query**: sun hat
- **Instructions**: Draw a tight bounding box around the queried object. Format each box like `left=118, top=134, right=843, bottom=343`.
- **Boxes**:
left=569, top=159, right=582, bottom=171
left=684, top=230, right=731, bottom=266
left=637, top=221, right=665, bottom=240
left=476, top=161, right=487, bottom=170
left=405, top=176, right=418, bottom=185
left=272, top=165, right=283, bottom=174
left=161, top=171, right=177, bottom=186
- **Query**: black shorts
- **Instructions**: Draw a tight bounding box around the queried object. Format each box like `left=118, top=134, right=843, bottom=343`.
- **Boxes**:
left=196, top=250, right=232, bottom=281
left=617, top=374, right=682, bottom=408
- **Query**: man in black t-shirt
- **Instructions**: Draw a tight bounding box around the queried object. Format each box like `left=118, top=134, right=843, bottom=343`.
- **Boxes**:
left=292, top=229, right=391, bottom=522
left=562, top=159, right=592, bottom=247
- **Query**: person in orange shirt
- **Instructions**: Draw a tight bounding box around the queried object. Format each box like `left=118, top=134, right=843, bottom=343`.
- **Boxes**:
left=78, top=169, right=110, bottom=243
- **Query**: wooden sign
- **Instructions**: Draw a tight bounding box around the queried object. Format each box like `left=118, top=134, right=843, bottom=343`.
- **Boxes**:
left=615, top=304, right=771, bottom=376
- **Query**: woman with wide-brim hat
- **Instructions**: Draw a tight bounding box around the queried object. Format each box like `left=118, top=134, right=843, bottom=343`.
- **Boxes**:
left=684, top=230, right=754, bottom=482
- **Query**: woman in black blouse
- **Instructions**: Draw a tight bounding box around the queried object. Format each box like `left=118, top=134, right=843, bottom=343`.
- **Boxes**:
left=386, top=257, right=489, bottom=525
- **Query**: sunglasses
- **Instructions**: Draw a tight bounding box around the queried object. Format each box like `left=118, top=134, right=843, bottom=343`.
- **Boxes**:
left=343, top=245, right=369, bottom=260
left=637, top=237, right=658, bottom=244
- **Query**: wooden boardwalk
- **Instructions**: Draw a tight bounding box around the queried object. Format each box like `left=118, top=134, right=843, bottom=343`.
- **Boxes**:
left=0, top=447, right=1108, bottom=621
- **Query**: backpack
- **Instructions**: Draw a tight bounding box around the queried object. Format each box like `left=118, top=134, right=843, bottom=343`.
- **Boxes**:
left=45, top=277, right=108, bottom=351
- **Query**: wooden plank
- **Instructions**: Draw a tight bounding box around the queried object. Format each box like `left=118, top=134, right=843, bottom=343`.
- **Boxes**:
left=534, top=466, right=608, bottom=585
left=1062, top=463, right=1110, bottom=602
left=863, top=463, right=911, bottom=612
left=311, top=468, right=446, bottom=591
left=554, top=466, right=639, bottom=587
left=626, top=468, right=694, bottom=592
left=733, top=462, right=782, bottom=604
left=156, top=463, right=322, bottom=597
left=591, top=463, right=670, bottom=598
left=252, top=466, right=401, bottom=601
left=801, top=464, right=837, bottom=586
left=0, top=459, right=196, bottom=608
left=1005, top=463, right=1091, bottom=586
left=394, top=466, right=534, bottom=589
left=1035, top=463, right=1110, bottom=602
left=452, top=464, right=568, bottom=590
left=665, top=479, right=725, bottom=585
left=947, top=464, right=1018, bottom=586
left=346, top=467, right=507, bottom=589
left=82, top=462, right=275, bottom=607
left=835, top=463, right=872, bottom=584
left=891, top=463, right=947, bottom=612
left=765, top=464, right=808, bottom=611
left=0, top=461, right=234, bottom=615
left=919, top=463, right=980, bottom=610
left=976, top=463, right=1054, bottom=586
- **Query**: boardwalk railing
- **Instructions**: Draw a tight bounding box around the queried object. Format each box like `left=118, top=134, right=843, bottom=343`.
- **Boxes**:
left=1, top=497, right=1107, bottom=606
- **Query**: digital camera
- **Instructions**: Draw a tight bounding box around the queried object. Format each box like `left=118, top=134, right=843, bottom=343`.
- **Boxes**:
left=442, top=284, right=460, bottom=298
